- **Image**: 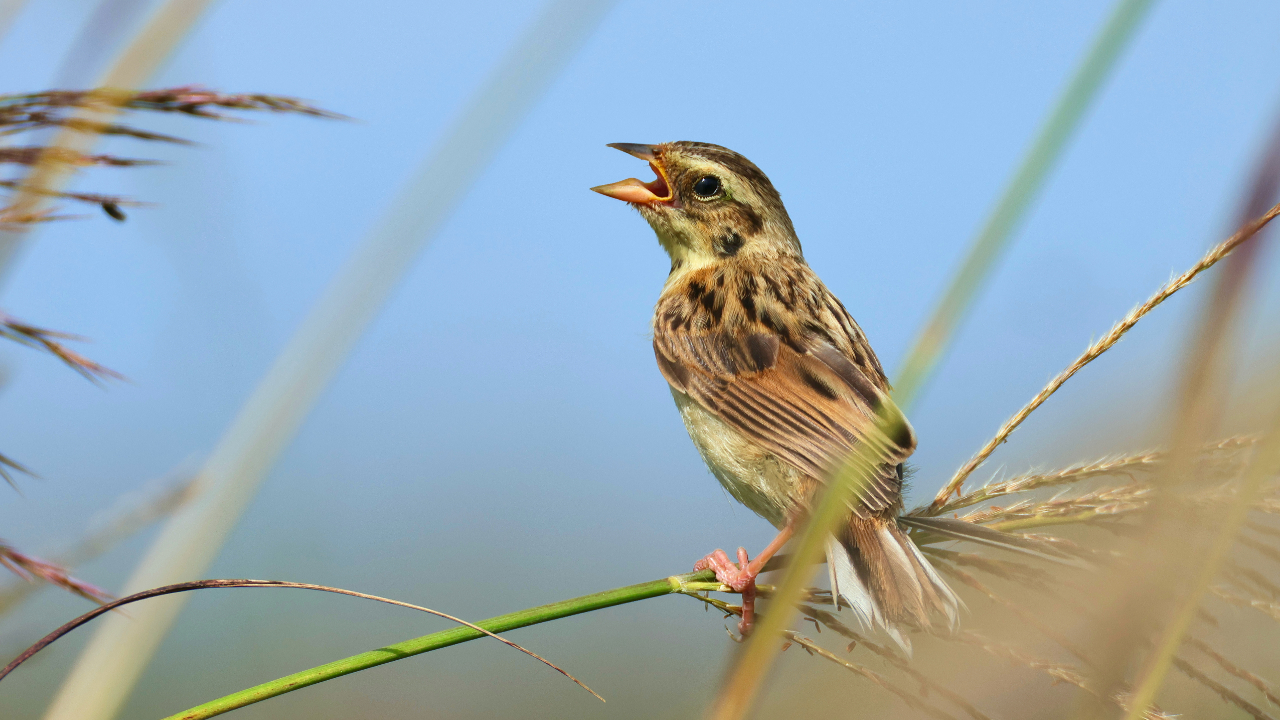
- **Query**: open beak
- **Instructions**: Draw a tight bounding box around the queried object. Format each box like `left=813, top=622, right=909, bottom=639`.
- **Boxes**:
left=591, top=143, right=673, bottom=205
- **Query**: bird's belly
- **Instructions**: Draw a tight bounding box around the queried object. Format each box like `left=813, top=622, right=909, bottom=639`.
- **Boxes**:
left=670, top=387, right=802, bottom=529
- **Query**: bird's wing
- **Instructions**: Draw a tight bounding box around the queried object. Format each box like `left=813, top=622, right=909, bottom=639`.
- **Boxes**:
left=654, top=317, right=915, bottom=516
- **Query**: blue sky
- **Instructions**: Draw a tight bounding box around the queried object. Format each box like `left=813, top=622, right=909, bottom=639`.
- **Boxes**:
left=2, top=1, right=1280, bottom=717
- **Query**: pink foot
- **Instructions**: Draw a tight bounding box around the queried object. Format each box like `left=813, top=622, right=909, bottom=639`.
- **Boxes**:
left=695, top=547, right=759, bottom=636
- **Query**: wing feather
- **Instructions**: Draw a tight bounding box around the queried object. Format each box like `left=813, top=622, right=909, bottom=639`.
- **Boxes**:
left=653, top=282, right=916, bottom=516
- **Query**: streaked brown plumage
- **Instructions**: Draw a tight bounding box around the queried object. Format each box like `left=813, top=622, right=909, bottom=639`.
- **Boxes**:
left=593, top=141, right=958, bottom=646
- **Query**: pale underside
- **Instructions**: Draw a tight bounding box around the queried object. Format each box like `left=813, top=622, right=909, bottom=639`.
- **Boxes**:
left=672, top=387, right=801, bottom=529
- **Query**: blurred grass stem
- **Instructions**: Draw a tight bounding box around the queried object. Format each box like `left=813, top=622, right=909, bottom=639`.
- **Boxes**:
left=707, top=422, right=895, bottom=720
left=0, top=0, right=30, bottom=46
left=1109, top=118, right=1280, bottom=720
left=1121, top=414, right=1280, bottom=720
left=0, top=477, right=193, bottom=616
left=893, top=0, right=1156, bottom=407
left=707, top=5, right=1158, bottom=715
left=39, top=2, right=616, bottom=719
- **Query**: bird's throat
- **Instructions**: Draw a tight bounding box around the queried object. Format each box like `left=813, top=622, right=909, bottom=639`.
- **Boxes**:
left=656, top=230, right=718, bottom=287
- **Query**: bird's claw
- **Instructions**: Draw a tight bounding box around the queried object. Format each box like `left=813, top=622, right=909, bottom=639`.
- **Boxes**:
left=695, top=547, right=758, bottom=635
left=694, top=547, right=755, bottom=591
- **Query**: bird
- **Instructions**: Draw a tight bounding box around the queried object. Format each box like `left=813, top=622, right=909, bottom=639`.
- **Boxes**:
left=592, top=141, right=959, bottom=647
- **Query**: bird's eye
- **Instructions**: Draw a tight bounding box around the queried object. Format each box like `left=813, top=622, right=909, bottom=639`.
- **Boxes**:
left=692, top=175, right=722, bottom=199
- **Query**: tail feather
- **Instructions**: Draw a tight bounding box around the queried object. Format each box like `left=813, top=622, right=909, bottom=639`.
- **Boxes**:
left=826, top=518, right=960, bottom=651
left=898, top=515, right=1090, bottom=568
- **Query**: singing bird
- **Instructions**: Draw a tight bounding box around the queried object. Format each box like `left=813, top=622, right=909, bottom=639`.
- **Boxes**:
left=592, top=142, right=958, bottom=645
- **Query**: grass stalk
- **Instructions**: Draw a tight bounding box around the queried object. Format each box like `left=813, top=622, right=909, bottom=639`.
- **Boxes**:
left=892, top=0, right=1157, bottom=407
left=1120, top=407, right=1280, bottom=720
left=693, top=7, right=1159, bottom=716
left=702, top=140, right=1280, bottom=720
left=0, top=0, right=31, bottom=44
left=933, top=200, right=1280, bottom=511
left=707, top=415, right=900, bottom=720
left=157, top=571, right=714, bottom=720
left=39, top=3, right=617, bottom=719
left=781, top=631, right=962, bottom=720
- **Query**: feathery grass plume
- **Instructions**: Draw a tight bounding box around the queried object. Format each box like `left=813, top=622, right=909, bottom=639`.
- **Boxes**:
left=0, top=313, right=123, bottom=382
left=796, top=604, right=993, bottom=720
left=109, top=194, right=1280, bottom=718
left=0, top=85, right=336, bottom=468
left=0, top=85, right=339, bottom=223
left=933, top=199, right=1280, bottom=511
left=924, top=436, right=1257, bottom=517
left=128, top=208, right=1280, bottom=720
left=0, top=82, right=337, bottom=658
left=0, top=476, right=194, bottom=616
left=0, top=313, right=122, bottom=496
left=0, top=452, right=30, bottom=489
left=38, top=4, right=620, bottom=719
left=1185, top=636, right=1280, bottom=708
left=92, top=435, right=1277, bottom=720
left=0, top=543, right=108, bottom=605
left=0, top=147, right=157, bottom=167
left=0, top=87, right=345, bottom=121
left=1076, top=115, right=1280, bottom=720
left=783, top=631, right=964, bottom=720
left=698, top=433, right=1280, bottom=720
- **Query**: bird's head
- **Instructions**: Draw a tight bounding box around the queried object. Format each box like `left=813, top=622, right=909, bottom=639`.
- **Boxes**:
left=592, top=142, right=801, bottom=276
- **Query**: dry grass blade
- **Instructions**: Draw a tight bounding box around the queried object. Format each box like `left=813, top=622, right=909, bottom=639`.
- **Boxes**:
left=0, top=314, right=123, bottom=382
left=923, top=436, right=1257, bottom=517
left=922, top=451, right=1161, bottom=516
left=937, top=630, right=1175, bottom=720
left=0, top=87, right=344, bottom=121
left=1222, top=561, right=1280, bottom=601
left=1186, top=637, right=1280, bottom=708
left=0, top=477, right=194, bottom=616
left=782, top=631, right=962, bottom=720
left=0, top=452, right=32, bottom=489
left=1172, top=656, right=1277, bottom=720
left=0, top=147, right=156, bottom=167
left=1210, top=585, right=1280, bottom=622
left=931, top=199, right=1280, bottom=512
left=40, top=3, right=618, bottom=718
left=1118, top=409, right=1280, bottom=719
left=933, top=561, right=1094, bottom=665
left=0, top=579, right=603, bottom=701
left=796, top=604, right=993, bottom=720
left=0, top=543, right=109, bottom=604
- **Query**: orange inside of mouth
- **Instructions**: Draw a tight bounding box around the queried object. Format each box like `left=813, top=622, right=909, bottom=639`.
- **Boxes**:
left=644, top=162, right=671, bottom=200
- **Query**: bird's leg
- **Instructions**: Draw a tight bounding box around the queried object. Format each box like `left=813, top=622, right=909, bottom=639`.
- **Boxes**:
left=694, top=523, right=796, bottom=636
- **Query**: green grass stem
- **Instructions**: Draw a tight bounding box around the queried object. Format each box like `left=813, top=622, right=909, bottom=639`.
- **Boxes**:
left=159, top=570, right=714, bottom=720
